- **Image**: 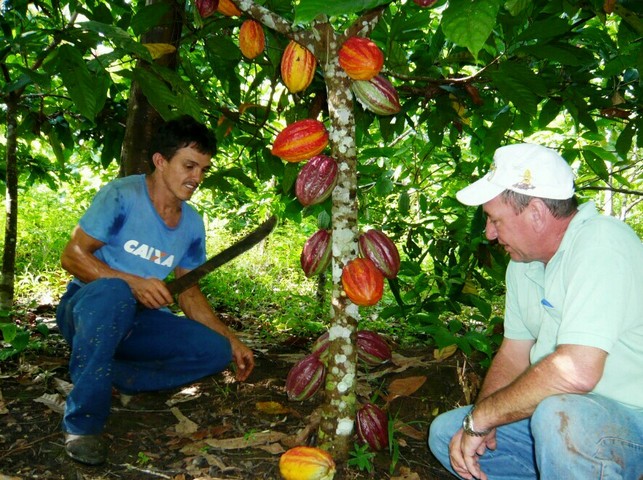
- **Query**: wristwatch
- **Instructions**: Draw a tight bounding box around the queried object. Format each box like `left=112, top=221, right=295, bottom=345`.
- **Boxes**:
left=462, top=406, right=492, bottom=437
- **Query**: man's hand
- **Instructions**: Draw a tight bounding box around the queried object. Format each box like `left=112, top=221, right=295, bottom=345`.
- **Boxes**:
left=130, top=277, right=174, bottom=309
left=449, top=428, right=496, bottom=480
left=229, top=337, right=255, bottom=381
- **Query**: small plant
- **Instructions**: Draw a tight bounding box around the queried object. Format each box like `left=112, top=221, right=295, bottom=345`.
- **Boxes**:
left=348, top=443, right=375, bottom=473
left=136, top=451, right=151, bottom=465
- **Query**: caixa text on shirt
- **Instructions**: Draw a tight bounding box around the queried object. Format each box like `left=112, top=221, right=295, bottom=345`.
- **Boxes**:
left=123, top=240, right=174, bottom=267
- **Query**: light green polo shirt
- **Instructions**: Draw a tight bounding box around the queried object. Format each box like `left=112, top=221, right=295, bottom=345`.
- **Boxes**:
left=504, top=201, right=643, bottom=410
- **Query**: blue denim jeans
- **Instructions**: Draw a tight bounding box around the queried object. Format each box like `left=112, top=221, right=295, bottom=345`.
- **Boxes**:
left=428, top=394, right=643, bottom=479
left=56, top=278, right=232, bottom=435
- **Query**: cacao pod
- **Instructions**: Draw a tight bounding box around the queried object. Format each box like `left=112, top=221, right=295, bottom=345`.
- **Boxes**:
left=341, top=258, right=384, bottom=307
left=295, top=155, right=338, bottom=206
left=352, top=75, right=401, bottom=116
left=239, top=20, right=265, bottom=60
left=271, top=119, right=329, bottom=163
left=300, top=229, right=332, bottom=277
left=358, top=229, right=400, bottom=279
left=356, top=403, right=389, bottom=451
left=285, top=354, right=326, bottom=401
left=217, top=0, right=242, bottom=16
left=281, top=41, right=317, bottom=94
left=196, top=0, right=218, bottom=18
left=338, top=36, right=384, bottom=81
left=311, top=331, right=329, bottom=358
left=413, top=0, right=437, bottom=6
left=357, top=330, right=392, bottom=366
left=279, top=446, right=336, bottom=480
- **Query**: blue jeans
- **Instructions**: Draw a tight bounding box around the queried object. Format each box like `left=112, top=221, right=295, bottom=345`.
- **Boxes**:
left=428, top=394, right=643, bottom=479
left=56, top=278, right=232, bottom=435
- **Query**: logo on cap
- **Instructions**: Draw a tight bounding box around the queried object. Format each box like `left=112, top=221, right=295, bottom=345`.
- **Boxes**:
left=513, top=169, right=535, bottom=191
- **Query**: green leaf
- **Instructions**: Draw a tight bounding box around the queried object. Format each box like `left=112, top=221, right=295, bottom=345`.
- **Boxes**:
left=294, top=0, right=391, bottom=24
left=56, top=45, right=99, bottom=120
left=130, top=3, right=170, bottom=37
left=78, top=21, right=151, bottom=60
left=491, top=62, right=546, bottom=116
left=0, top=323, right=17, bottom=342
left=581, top=147, right=611, bottom=182
left=441, top=0, right=501, bottom=58
left=504, top=0, right=530, bottom=16
left=615, top=122, right=636, bottom=158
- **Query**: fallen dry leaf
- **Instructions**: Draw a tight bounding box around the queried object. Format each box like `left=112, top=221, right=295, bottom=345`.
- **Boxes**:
left=394, top=421, right=426, bottom=441
left=433, top=344, right=457, bottom=361
left=171, top=407, right=199, bottom=436
left=391, top=466, right=421, bottom=480
left=385, top=375, right=427, bottom=403
left=33, top=393, right=65, bottom=414
left=204, top=430, right=288, bottom=450
left=255, top=401, right=290, bottom=415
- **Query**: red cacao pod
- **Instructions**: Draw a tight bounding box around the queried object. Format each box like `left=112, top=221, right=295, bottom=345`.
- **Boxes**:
left=357, top=330, right=392, bottom=366
left=196, top=0, right=218, bottom=18
left=271, top=119, right=329, bottom=163
left=413, top=0, right=437, bottom=6
left=295, top=155, right=338, bottom=206
left=279, top=446, right=336, bottom=480
left=352, top=75, right=400, bottom=116
left=311, top=331, right=330, bottom=358
left=358, top=229, right=400, bottom=279
left=217, top=0, right=242, bottom=16
left=239, top=20, right=265, bottom=60
left=285, top=354, right=326, bottom=401
left=341, top=258, right=384, bottom=307
left=356, top=403, right=389, bottom=451
left=300, top=229, right=332, bottom=277
left=281, top=41, right=317, bottom=94
left=338, top=37, right=384, bottom=81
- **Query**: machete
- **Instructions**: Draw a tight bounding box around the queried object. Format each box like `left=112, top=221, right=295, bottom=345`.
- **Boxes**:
left=165, top=215, right=278, bottom=296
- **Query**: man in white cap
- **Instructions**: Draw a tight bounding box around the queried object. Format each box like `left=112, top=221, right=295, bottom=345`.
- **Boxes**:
left=428, top=143, right=643, bottom=479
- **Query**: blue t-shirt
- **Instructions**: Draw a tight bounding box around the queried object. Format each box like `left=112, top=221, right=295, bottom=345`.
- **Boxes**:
left=76, top=174, right=206, bottom=283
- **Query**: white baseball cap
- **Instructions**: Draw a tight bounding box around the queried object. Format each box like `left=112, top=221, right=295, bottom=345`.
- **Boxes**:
left=456, top=143, right=575, bottom=206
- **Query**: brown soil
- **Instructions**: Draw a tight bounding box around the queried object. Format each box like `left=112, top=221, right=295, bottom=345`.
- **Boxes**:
left=0, top=309, right=479, bottom=480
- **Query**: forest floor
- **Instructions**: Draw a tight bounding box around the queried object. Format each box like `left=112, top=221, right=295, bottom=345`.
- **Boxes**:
left=0, top=305, right=483, bottom=480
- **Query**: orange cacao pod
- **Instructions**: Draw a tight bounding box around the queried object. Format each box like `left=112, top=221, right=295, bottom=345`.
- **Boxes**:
left=239, top=20, right=265, bottom=60
left=338, top=36, right=384, bottom=81
left=196, top=0, right=218, bottom=18
left=271, top=119, right=329, bottom=163
left=279, top=446, right=336, bottom=480
left=341, top=258, right=384, bottom=307
left=281, top=41, right=317, bottom=93
left=358, top=229, right=400, bottom=279
left=217, top=0, right=242, bottom=16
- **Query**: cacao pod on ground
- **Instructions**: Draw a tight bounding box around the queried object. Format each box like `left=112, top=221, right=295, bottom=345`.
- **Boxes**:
left=196, top=0, right=218, bottom=18
left=281, top=41, right=317, bottom=94
left=356, top=403, right=389, bottom=451
left=271, top=119, right=329, bottom=163
left=341, top=258, right=384, bottom=307
left=358, top=229, right=401, bottom=279
left=300, top=229, right=332, bottom=277
left=352, top=75, right=401, bottom=116
left=217, top=0, right=242, bottom=16
left=279, top=446, right=336, bottom=480
left=239, top=20, right=265, bottom=59
left=295, top=155, right=338, bottom=206
left=357, top=330, right=392, bottom=366
left=338, top=36, right=384, bottom=81
left=285, top=354, right=326, bottom=401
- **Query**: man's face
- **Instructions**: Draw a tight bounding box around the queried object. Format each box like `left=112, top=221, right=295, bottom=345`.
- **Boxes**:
left=482, top=195, right=538, bottom=262
left=159, top=145, right=212, bottom=201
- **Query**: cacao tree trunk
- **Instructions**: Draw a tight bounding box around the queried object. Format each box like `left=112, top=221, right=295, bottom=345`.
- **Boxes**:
left=0, top=95, right=19, bottom=309
left=120, top=0, right=184, bottom=177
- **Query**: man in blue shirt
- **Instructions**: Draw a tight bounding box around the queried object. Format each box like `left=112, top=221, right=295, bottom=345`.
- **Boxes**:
left=56, top=116, right=255, bottom=465
left=428, top=143, right=643, bottom=479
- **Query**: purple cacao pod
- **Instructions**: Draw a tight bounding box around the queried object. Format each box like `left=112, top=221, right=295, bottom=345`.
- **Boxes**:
left=196, top=0, right=219, bottom=18
left=357, top=330, right=392, bottom=366
left=356, top=403, right=389, bottom=451
left=300, top=229, right=332, bottom=277
left=351, top=75, right=401, bottom=116
left=295, top=155, right=338, bottom=206
left=285, top=354, right=326, bottom=401
left=358, top=229, right=401, bottom=279
left=311, top=331, right=330, bottom=358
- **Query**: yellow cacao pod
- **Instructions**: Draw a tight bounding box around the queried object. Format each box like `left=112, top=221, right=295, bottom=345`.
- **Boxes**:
left=239, top=20, right=265, bottom=60
left=217, top=0, right=242, bottom=16
left=279, top=446, right=336, bottom=480
left=281, top=41, right=317, bottom=93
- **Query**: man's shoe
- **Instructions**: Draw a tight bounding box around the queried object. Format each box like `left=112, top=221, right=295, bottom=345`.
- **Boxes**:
left=64, top=433, right=107, bottom=465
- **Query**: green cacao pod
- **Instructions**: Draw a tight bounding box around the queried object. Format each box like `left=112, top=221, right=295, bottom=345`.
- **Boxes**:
left=356, top=403, right=389, bottom=451
left=358, top=229, right=400, bottom=279
left=281, top=41, right=317, bottom=93
left=341, top=258, right=384, bottom=307
left=352, top=75, right=401, bottom=116
left=295, top=155, right=338, bottom=206
left=285, top=354, right=326, bottom=401
left=271, top=119, right=329, bottom=163
left=338, top=36, right=384, bottom=81
left=300, top=229, right=332, bottom=277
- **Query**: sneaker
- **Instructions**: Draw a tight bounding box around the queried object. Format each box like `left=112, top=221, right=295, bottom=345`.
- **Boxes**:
left=64, top=433, right=107, bottom=465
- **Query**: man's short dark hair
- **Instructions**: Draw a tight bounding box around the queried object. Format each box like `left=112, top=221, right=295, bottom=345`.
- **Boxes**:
left=501, top=190, right=578, bottom=219
left=150, top=115, right=217, bottom=163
